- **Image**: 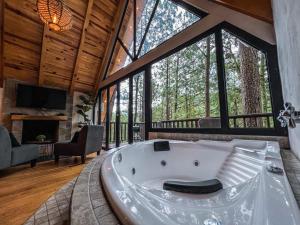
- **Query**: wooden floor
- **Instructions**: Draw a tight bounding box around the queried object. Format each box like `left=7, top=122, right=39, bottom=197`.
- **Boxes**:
left=0, top=154, right=96, bottom=225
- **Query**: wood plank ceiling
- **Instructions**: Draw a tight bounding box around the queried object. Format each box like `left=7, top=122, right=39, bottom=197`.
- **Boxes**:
left=2, top=0, right=119, bottom=93
left=0, top=0, right=273, bottom=94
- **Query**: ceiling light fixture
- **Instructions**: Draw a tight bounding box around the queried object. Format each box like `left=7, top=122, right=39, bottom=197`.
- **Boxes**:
left=37, top=0, right=72, bottom=32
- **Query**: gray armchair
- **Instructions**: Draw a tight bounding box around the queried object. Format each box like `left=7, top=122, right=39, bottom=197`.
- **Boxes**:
left=0, top=125, right=39, bottom=170
left=54, top=125, right=104, bottom=164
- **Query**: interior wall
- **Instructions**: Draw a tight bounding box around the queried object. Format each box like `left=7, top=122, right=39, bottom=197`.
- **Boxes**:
left=1, top=79, right=74, bottom=140
left=272, top=0, right=300, bottom=158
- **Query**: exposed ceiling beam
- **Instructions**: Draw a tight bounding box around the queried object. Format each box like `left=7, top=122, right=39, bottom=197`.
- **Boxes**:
left=212, top=0, right=273, bottom=24
left=69, top=0, right=94, bottom=94
left=38, top=25, right=50, bottom=86
left=94, top=0, right=129, bottom=97
left=0, top=0, right=4, bottom=88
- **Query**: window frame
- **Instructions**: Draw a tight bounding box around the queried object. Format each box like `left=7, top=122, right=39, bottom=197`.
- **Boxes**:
left=97, top=22, right=287, bottom=149
left=103, top=0, right=207, bottom=79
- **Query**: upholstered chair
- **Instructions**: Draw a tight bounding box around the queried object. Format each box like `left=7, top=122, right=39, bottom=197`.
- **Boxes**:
left=0, top=125, right=39, bottom=170
left=54, top=125, right=104, bottom=164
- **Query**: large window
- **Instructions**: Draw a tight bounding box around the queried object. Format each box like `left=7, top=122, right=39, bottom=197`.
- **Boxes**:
left=98, top=22, right=286, bottom=150
left=106, top=0, right=203, bottom=77
left=151, top=34, right=220, bottom=128
left=222, top=30, right=273, bottom=128
left=133, top=72, right=145, bottom=141
left=120, top=80, right=129, bottom=143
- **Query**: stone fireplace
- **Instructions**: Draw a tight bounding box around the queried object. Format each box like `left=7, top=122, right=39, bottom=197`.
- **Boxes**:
left=11, top=115, right=69, bottom=144
left=22, top=120, right=59, bottom=144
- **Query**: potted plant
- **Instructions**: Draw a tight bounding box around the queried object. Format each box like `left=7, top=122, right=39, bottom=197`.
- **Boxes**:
left=36, top=134, right=46, bottom=142
left=76, top=94, right=94, bottom=128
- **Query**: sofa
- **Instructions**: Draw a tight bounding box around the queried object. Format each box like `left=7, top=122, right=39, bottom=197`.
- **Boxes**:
left=0, top=125, right=39, bottom=170
left=54, top=125, right=104, bottom=164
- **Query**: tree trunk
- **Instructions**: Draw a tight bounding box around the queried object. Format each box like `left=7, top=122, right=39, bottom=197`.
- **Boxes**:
left=133, top=76, right=140, bottom=123
left=259, top=54, right=268, bottom=112
left=239, top=41, right=262, bottom=127
left=205, top=36, right=211, bottom=117
left=174, top=55, right=180, bottom=119
left=165, top=59, right=171, bottom=120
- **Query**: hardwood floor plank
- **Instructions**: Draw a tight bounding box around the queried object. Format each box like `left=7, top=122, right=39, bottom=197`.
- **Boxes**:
left=0, top=154, right=96, bottom=225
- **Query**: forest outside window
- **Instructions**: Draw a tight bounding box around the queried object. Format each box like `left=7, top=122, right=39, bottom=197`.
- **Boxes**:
left=222, top=30, right=274, bottom=129
left=98, top=22, right=285, bottom=139
left=151, top=34, right=220, bottom=129
left=105, top=0, right=202, bottom=77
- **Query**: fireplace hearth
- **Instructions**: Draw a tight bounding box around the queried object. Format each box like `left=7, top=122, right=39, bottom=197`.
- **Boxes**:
left=22, top=120, right=59, bottom=144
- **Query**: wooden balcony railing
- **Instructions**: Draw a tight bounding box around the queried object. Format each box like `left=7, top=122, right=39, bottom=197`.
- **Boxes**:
left=102, top=113, right=274, bottom=143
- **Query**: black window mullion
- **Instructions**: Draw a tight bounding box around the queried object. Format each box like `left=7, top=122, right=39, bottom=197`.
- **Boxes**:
left=103, top=0, right=129, bottom=80
left=128, top=77, right=133, bottom=143
left=118, top=38, right=134, bottom=60
left=133, top=0, right=137, bottom=59
left=97, top=90, right=102, bottom=125
left=116, top=83, right=121, bottom=147
left=215, top=29, right=229, bottom=130
left=105, top=88, right=110, bottom=150
left=266, top=47, right=287, bottom=136
left=137, top=0, right=160, bottom=57
left=144, top=66, right=152, bottom=140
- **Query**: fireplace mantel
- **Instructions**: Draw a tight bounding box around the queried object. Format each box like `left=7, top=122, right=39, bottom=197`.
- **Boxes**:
left=11, top=115, right=68, bottom=121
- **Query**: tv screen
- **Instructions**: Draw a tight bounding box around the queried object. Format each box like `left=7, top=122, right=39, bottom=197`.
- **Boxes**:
left=16, top=84, right=67, bottom=110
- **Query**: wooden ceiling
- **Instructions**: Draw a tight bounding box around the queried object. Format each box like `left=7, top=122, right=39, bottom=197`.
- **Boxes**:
left=1, top=0, right=120, bottom=93
left=212, top=0, right=273, bottom=23
left=0, top=0, right=273, bottom=95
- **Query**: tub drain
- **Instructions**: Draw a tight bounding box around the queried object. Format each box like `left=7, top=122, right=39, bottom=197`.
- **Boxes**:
left=161, top=160, right=167, bottom=167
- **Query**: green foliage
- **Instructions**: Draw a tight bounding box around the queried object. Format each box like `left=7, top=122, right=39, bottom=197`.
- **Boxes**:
left=76, top=94, right=94, bottom=127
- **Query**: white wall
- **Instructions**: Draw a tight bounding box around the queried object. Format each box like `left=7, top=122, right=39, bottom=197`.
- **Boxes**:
left=272, top=0, right=300, bottom=158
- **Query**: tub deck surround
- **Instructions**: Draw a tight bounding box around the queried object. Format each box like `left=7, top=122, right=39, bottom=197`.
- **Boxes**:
left=101, top=140, right=300, bottom=225
left=25, top=143, right=300, bottom=225
left=71, top=150, right=120, bottom=225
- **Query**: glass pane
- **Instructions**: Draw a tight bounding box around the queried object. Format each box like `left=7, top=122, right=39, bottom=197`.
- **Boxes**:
left=222, top=30, right=273, bottom=128
left=118, top=0, right=134, bottom=56
left=139, top=0, right=200, bottom=56
left=120, top=79, right=129, bottom=144
left=151, top=34, right=220, bottom=128
left=136, top=0, right=157, bottom=49
left=109, top=85, right=117, bottom=148
left=133, top=72, right=145, bottom=141
left=100, top=89, right=107, bottom=148
left=107, top=41, right=132, bottom=76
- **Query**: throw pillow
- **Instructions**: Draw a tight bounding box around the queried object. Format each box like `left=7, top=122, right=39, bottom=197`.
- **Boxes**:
left=9, top=132, right=21, bottom=147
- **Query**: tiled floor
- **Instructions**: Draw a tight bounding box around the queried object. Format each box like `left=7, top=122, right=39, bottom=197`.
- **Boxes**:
left=25, top=149, right=300, bottom=225
left=24, top=178, right=76, bottom=225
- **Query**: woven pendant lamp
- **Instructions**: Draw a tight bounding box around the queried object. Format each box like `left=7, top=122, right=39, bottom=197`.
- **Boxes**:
left=37, top=0, right=72, bottom=31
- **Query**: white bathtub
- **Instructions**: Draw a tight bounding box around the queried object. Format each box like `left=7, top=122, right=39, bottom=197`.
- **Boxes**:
left=101, top=140, right=300, bottom=225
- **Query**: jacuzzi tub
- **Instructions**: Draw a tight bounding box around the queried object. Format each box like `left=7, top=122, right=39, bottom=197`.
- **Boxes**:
left=101, top=140, right=300, bottom=225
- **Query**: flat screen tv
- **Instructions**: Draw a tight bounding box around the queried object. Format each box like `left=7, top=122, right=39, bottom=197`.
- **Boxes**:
left=16, top=84, right=67, bottom=110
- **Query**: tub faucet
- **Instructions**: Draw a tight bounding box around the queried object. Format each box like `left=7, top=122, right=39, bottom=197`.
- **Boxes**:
left=277, top=102, right=300, bottom=128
